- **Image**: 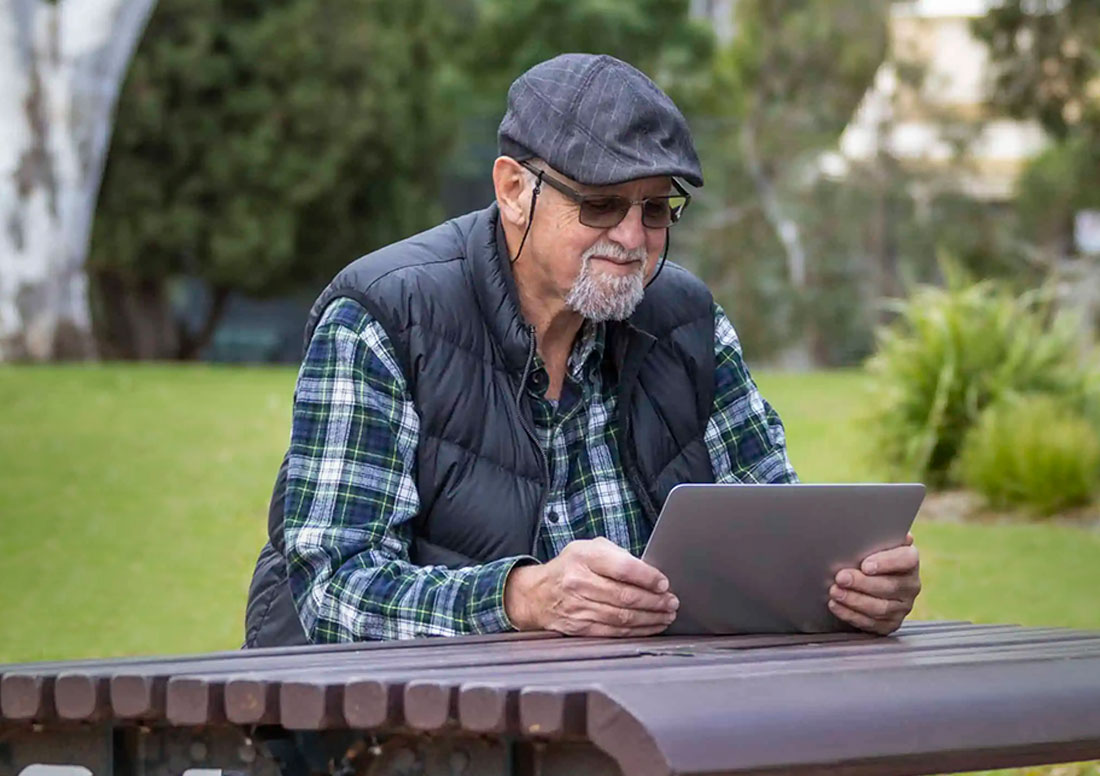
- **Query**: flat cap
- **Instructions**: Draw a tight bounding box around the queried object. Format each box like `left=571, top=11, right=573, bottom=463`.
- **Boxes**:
left=498, top=53, right=704, bottom=187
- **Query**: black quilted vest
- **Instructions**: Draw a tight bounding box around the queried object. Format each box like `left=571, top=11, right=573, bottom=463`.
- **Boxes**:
left=244, top=203, right=715, bottom=647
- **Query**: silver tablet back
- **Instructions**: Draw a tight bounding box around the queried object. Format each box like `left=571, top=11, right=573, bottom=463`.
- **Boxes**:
left=640, top=483, right=925, bottom=635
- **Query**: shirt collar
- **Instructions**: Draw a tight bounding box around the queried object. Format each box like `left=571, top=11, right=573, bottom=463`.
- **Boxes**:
left=567, top=318, right=606, bottom=382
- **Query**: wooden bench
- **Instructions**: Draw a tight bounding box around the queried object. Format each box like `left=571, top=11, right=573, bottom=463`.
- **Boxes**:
left=2, top=620, right=1099, bottom=775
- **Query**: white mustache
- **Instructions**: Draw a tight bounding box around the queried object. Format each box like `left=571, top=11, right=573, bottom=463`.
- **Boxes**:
left=581, top=240, right=647, bottom=266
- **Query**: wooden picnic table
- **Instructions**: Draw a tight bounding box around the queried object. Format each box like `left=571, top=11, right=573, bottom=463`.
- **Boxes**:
left=2, top=620, right=1099, bottom=775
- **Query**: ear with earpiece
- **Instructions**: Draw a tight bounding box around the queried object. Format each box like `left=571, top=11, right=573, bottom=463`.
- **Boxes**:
left=492, top=157, right=532, bottom=228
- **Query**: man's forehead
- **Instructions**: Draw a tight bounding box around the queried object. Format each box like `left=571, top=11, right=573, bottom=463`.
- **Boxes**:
left=545, top=164, right=674, bottom=196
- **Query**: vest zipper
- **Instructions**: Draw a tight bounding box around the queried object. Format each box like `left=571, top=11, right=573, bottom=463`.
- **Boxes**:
left=613, top=328, right=660, bottom=525
left=618, top=405, right=660, bottom=524
left=515, top=325, right=551, bottom=556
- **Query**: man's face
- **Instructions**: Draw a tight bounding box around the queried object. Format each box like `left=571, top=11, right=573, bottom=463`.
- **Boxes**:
left=525, top=167, right=671, bottom=322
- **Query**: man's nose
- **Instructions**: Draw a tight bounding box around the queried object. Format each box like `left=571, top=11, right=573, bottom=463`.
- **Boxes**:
left=605, top=203, right=647, bottom=251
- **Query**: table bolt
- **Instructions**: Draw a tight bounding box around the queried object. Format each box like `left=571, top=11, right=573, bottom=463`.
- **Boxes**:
left=449, top=749, right=470, bottom=775
left=189, top=740, right=208, bottom=761
left=391, top=747, right=416, bottom=770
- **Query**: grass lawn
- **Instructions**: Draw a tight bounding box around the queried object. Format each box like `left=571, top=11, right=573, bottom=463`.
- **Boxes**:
left=1, top=365, right=1099, bottom=666
left=0, top=364, right=294, bottom=662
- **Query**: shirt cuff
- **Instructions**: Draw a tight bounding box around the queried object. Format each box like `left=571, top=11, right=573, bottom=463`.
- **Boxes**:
left=465, top=555, right=541, bottom=634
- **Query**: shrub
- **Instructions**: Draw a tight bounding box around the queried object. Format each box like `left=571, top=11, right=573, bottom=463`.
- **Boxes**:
left=1086, top=370, right=1100, bottom=434
left=956, top=396, right=1100, bottom=516
left=865, top=263, right=1093, bottom=485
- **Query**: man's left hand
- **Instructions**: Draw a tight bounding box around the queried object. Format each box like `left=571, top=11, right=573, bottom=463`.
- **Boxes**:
left=828, top=532, right=921, bottom=636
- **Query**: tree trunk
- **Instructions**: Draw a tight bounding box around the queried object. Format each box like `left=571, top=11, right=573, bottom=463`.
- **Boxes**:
left=177, top=285, right=229, bottom=360
left=740, top=120, right=809, bottom=290
left=0, top=0, right=156, bottom=361
left=88, top=269, right=178, bottom=359
left=89, top=271, right=231, bottom=360
left=739, top=118, right=815, bottom=370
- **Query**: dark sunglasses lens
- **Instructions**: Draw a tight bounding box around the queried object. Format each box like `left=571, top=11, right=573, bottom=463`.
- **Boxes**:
left=642, top=199, right=674, bottom=227
left=646, top=195, right=688, bottom=227
left=579, top=197, right=631, bottom=228
left=579, top=195, right=689, bottom=228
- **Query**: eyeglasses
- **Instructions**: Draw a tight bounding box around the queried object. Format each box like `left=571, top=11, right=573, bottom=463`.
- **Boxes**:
left=519, top=160, right=691, bottom=229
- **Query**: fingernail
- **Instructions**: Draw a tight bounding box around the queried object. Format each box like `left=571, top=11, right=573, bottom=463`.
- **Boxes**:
left=828, top=599, right=839, bottom=610
left=838, top=571, right=853, bottom=587
left=831, top=586, right=846, bottom=601
left=669, top=596, right=680, bottom=611
left=656, top=578, right=669, bottom=593
left=864, top=561, right=878, bottom=574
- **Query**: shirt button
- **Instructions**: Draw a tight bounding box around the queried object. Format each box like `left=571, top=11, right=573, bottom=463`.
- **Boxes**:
left=547, top=510, right=560, bottom=524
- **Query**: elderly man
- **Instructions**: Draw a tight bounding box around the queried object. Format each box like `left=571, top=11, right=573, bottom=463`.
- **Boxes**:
left=244, top=54, right=921, bottom=647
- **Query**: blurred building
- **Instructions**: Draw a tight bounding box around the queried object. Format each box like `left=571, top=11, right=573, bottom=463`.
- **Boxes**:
left=822, top=0, right=1049, bottom=201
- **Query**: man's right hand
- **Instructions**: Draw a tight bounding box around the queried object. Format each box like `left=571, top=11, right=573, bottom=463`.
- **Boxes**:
left=504, top=537, right=679, bottom=637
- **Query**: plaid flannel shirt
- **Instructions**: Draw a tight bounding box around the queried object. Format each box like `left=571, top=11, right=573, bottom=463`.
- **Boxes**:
left=284, top=297, right=798, bottom=642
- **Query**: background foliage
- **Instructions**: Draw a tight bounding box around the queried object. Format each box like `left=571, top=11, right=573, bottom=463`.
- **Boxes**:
left=90, top=0, right=470, bottom=358
left=866, top=264, right=1096, bottom=487
left=974, top=0, right=1100, bottom=323
left=89, top=0, right=712, bottom=360
left=957, top=394, right=1100, bottom=515
left=87, top=0, right=1100, bottom=366
left=973, top=0, right=1100, bottom=142
left=685, top=1, right=890, bottom=365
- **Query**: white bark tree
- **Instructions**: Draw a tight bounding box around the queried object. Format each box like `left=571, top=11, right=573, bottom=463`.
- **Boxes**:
left=0, top=0, right=155, bottom=360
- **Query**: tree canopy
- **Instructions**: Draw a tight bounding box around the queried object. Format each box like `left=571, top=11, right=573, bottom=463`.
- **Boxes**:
left=973, top=1, right=1100, bottom=268
left=682, top=0, right=892, bottom=364
left=972, top=0, right=1100, bottom=141
left=87, top=0, right=1092, bottom=363
left=90, top=0, right=472, bottom=357
left=89, top=0, right=712, bottom=358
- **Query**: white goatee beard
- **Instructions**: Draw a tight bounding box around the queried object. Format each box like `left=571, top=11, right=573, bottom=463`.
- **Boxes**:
left=564, top=239, right=649, bottom=322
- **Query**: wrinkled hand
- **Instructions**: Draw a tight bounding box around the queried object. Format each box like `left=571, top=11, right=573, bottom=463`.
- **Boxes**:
left=504, top=537, right=679, bottom=637
left=828, top=532, right=921, bottom=635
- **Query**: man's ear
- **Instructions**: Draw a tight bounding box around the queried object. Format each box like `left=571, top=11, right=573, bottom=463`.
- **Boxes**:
left=492, top=156, right=530, bottom=228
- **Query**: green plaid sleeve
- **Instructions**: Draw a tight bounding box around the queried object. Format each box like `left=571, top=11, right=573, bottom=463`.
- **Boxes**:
left=705, top=304, right=799, bottom=484
left=283, top=297, right=533, bottom=641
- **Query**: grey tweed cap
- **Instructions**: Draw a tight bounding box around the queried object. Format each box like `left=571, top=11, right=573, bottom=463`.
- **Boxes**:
left=498, top=53, right=704, bottom=187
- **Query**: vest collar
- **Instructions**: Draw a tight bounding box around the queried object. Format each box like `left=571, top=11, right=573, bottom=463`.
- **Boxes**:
left=462, top=203, right=536, bottom=376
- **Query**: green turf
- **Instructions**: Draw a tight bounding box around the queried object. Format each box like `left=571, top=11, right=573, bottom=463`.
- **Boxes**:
left=1, top=365, right=1098, bottom=666
left=0, top=364, right=295, bottom=662
left=753, top=370, right=886, bottom=484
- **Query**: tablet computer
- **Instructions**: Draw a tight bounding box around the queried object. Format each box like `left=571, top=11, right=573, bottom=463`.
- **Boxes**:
left=640, top=483, right=925, bottom=635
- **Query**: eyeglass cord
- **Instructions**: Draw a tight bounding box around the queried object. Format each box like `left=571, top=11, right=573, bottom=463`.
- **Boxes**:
left=646, top=230, right=670, bottom=288
left=511, top=171, right=543, bottom=265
